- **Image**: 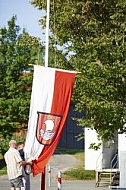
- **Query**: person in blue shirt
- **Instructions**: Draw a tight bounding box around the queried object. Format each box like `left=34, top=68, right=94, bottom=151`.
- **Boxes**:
left=17, top=142, right=30, bottom=190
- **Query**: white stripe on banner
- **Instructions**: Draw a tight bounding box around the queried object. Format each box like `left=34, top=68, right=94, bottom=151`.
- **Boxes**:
left=25, top=66, right=55, bottom=160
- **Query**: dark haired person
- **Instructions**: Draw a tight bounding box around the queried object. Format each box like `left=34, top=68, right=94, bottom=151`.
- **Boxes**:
left=17, top=142, right=30, bottom=190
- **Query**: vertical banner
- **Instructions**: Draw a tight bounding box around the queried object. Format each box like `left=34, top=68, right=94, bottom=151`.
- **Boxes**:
left=24, top=65, right=76, bottom=176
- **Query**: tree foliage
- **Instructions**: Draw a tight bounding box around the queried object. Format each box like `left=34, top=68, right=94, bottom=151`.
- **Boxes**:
left=31, top=0, right=126, bottom=142
left=0, top=16, right=45, bottom=139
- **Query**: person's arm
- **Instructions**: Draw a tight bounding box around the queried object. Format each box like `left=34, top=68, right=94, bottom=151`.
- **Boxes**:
left=14, top=149, right=32, bottom=166
left=19, top=160, right=32, bottom=167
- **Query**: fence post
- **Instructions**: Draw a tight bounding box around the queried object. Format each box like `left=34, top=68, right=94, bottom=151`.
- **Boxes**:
left=58, top=171, right=62, bottom=190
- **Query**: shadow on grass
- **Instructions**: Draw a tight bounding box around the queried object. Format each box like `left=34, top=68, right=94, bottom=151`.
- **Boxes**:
left=0, top=158, right=7, bottom=175
left=0, top=158, right=6, bottom=169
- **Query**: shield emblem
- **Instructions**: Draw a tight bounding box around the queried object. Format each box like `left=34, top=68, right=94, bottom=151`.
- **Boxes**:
left=36, top=112, right=62, bottom=145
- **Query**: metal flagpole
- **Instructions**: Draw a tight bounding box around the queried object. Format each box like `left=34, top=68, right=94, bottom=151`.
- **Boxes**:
left=41, top=0, right=50, bottom=189
left=45, top=0, right=50, bottom=67
left=41, top=167, right=46, bottom=190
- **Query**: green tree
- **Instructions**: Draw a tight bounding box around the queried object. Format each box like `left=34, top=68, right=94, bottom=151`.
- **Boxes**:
left=0, top=15, right=44, bottom=140
left=31, top=0, right=126, bottom=142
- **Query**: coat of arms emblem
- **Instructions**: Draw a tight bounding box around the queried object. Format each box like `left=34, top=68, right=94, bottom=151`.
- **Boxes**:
left=36, top=112, right=62, bottom=145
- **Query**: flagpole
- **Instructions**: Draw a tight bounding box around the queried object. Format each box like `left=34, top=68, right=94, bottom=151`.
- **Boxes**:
left=41, top=0, right=50, bottom=189
left=45, top=0, right=50, bottom=67
left=41, top=167, right=46, bottom=190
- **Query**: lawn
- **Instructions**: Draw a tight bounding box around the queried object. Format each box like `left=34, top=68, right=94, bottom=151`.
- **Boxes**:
left=56, top=148, right=95, bottom=180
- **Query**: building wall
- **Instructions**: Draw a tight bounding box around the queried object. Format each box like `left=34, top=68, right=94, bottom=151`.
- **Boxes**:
left=85, top=128, right=102, bottom=170
left=85, top=128, right=118, bottom=170
left=58, top=103, right=84, bottom=150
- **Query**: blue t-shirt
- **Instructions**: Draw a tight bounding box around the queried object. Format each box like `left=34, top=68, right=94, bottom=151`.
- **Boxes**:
left=19, top=149, right=25, bottom=161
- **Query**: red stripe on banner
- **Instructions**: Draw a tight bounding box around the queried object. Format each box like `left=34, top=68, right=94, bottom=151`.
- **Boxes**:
left=32, top=71, right=76, bottom=176
left=51, top=71, right=75, bottom=115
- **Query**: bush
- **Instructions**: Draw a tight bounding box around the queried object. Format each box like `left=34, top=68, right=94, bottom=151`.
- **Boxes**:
left=0, top=136, right=11, bottom=156
left=0, top=136, right=25, bottom=156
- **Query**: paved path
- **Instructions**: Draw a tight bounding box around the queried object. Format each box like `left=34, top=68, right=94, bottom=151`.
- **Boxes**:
left=0, top=174, right=110, bottom=190
left=47, top=153, right=77, bottom=180
left=0, top=153, right=110, bottom=189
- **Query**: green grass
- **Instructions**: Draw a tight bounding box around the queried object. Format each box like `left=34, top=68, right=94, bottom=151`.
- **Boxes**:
left=0, top=154, right=7, bottom=176
left=0, top=166, right=7, bottom=175
left=56, top=148, right=95, bottom=180
left=63, top=168, right=95, bottom=180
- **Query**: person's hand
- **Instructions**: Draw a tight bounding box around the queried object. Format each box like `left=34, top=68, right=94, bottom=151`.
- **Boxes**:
left=28, top=161, right=32, bottom=166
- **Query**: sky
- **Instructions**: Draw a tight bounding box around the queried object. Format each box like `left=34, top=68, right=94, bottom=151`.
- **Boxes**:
left=0, top=0, right=46, bottom=40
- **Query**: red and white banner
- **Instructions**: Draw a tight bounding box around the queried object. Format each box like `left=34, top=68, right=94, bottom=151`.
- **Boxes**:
left=24, top=65, right=76, bottom=176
